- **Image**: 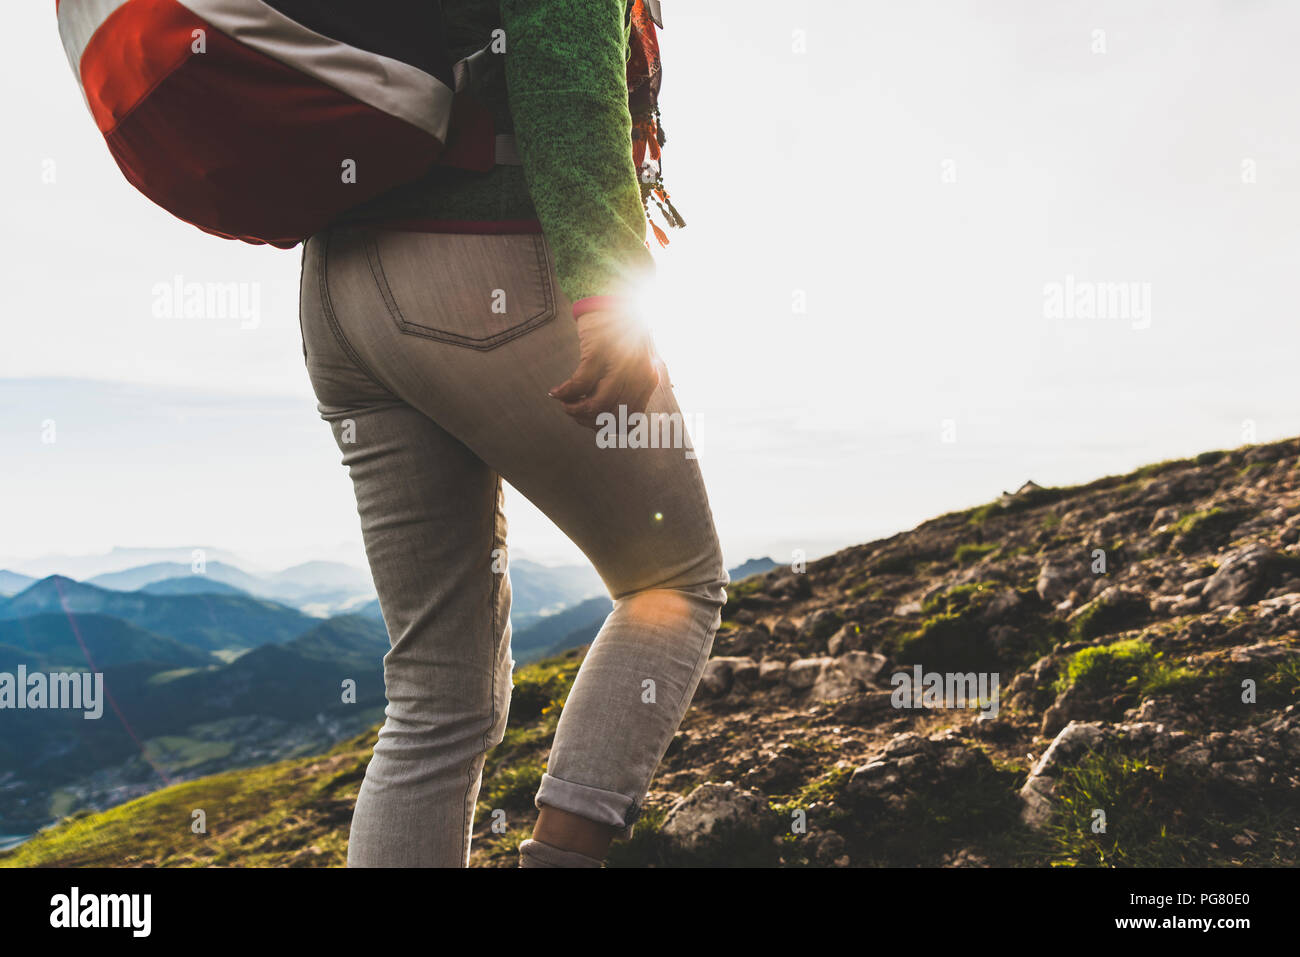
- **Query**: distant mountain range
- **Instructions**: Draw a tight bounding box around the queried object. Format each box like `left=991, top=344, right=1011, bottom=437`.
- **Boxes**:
left=0, top=550, right=774, bottom=840
left=84, top=560, right=375, bottom=618
left=350, top=557, right=604, bottom=629
left=0, top=611, right=390, bottom=836
left=86, top=560, right=272, bottom=594
left=513, top=596, right=615, bottom=664
left=0, top=555, right=606, bottom=619
left=511, top=557, right=779, bottom=664
left=0, top=546, right=261, bottom=582
left=0, top=613, right=214, bottom=671
left=0, top=570, right=35, bottom=596
left=0, top=576, right=315, bottom=654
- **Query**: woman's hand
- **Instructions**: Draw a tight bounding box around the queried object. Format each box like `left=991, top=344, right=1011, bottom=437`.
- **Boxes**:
left=549, top=309, right=667, bottom=429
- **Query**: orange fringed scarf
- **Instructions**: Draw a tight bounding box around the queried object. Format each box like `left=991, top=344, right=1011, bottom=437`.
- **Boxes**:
left=626, top=0, right=684, bottom=247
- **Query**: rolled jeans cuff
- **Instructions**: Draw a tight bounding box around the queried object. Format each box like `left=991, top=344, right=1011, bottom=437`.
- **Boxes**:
left=535, top=771, right=639, bottom=839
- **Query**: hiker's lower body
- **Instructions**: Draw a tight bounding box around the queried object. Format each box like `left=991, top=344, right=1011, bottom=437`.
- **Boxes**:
left=297, top=226, right=728, bottom=867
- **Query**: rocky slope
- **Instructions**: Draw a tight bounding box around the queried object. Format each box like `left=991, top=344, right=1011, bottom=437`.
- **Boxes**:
left=6, top=437, right=1299, bottom=867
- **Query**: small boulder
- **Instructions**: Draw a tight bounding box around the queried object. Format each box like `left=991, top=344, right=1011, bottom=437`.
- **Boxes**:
left=661, top=783, right=769, bottom=852
left=846, top=760, right=901, bottom=798
left=785, top=657, right=831, bottom=690
left=800, top=608, right=844, bottom=643
left=1202, top=544, right=1277, bottom=609
left=883, top=731, right=928, bottom=758
left=1019, top=720, right=1111, bottom=829
left=721, top=627, right=767, bottom=656
left=1037, top=560, right=1082, bottom=603
left=758, top=659, right=788, bottom=685
left=771, top=618, right=799, bottom=641
left=809, top=651, right=887, bottom=700
left=979, top=588, right=1024, bottom=624
left=827, top=623, right=866, bottom=656
left=1031, top=720, right=1110, bottom=776
left=698, top=656, right=757, bottom=697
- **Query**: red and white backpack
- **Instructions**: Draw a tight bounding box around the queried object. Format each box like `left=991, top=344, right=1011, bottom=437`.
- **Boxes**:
left=56, top=0, right=511, bottom=248
left=57, top=0, right=679, bottom=249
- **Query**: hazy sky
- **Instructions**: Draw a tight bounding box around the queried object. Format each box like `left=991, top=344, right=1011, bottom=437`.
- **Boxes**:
left=4, top=1, right=1299, bottom=573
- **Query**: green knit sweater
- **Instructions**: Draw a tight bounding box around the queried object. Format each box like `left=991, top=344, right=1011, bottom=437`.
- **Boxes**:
left=332, top=0, right=656, bottom=307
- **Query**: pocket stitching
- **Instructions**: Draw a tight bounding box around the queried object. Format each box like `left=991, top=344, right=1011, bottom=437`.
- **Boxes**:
left=366, top=233, right=557, bottom=351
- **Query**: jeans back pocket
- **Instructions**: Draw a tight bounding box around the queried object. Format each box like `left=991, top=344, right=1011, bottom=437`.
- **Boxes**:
left=363, top=231, right=557, bottom=350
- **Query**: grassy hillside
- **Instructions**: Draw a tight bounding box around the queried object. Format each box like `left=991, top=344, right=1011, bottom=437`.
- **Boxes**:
left=0, top=652, right=585, bottom=868
left=7, top=437, right=1300, bottom=867
left=0, top=614, right=390, bottom=837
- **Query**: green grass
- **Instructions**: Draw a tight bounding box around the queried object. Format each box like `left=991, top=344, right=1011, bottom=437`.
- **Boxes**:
left=964, top=482, right=1068, bottom=528
left=894, top=581, right=1056, bottom=672
left=727, top=576, right=766, bottom=599
left=1038, top=748, right=1299, bottom=866
left=1054, top=638, right=1199, bottom=699
left=1165, top=507, right=1249, bottom=552
left=604, top=805, right=675, bottom=867
left=1132, top=458, right=1188, bottom=480
left=1069, top=592, right=1149, bottom=641
left=506, top=652, right=582, bottom=725
left=47, top=789, right=78, bottom=820
left=954, top=542, right=998, bottom=565
left=848, top=758, right=1034, bottom=866
left=1258, top=657, right=1300, bottom=707
left=0, top=736, right=371, bottom=867
left=896, top=612, right=990, bottom=671
left=1, top=650, right=590, bottom=869
left=145, top=667, right=209, bottom=687
left=477, top=764, right=544, bottom=815
left=921, top=581, right=999, bottom=616
left=141, top=736, right=235, bottom=773
left=847, top=579, right=880, bottom=599
left=871, top=553, right=920, bottom=576
left=791, top=765, right=853, bottom=807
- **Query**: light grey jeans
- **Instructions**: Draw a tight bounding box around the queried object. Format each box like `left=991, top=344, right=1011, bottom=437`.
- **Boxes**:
left=297, top=225, right=728, bottom=867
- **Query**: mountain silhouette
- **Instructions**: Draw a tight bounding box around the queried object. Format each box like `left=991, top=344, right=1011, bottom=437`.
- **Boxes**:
left=0, top=576, right=315, bottom=654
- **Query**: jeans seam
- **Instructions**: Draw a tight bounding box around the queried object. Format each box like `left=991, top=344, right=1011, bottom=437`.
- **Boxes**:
left=626, top=590, right=718, bottom=830
left=464, top=473, right=506, bottom=864
left=624, top=440, right=726, bottom=828
left=317, top=230, right=394, bottom=395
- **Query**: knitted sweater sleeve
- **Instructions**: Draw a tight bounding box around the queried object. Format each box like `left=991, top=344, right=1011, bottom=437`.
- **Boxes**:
left=499, top=0, right=655, bottom=307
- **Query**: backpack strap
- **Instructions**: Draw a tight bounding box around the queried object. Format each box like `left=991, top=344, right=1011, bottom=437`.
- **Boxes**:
left=437, top=39, right=522, bottom=169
